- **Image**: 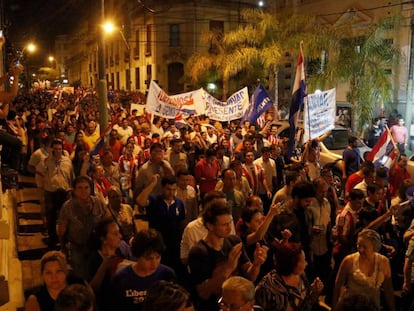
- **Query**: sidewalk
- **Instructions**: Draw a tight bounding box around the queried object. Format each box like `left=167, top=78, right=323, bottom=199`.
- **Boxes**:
left=0, top=188, right=24, bottom=311
left=0, top=174, right=45, bottom=311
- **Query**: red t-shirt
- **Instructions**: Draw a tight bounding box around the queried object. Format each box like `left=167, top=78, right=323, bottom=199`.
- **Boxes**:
left=389, top=165, right=411, bottom=197
left=195, top=158, right=219, bottom=193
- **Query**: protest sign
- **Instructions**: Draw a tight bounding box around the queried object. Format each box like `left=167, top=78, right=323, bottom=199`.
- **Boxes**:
left=303, top=88, right=336, bottom=141
left=146, top=80, right=204, bottom=118
left=204, top=87, right=249, bottom=121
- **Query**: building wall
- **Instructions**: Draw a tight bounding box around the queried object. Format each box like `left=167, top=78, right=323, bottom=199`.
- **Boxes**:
left=60, top=0, right=414, bottom=121
left=61, top=0, right=258, bottom=93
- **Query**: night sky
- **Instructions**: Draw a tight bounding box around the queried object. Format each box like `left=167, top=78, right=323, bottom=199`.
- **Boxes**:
left=4, top=0, right=94, bottom=62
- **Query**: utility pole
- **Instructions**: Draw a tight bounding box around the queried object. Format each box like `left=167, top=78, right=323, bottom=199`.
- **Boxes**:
left=98, top=0, right=108, bottom=134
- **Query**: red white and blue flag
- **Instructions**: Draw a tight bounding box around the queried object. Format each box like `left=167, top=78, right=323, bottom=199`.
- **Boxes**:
left=174, top=112, right=188, bottom=129
left=288, top=44, right=307, bottom=159
left=366, top=129, right=396, bottom=168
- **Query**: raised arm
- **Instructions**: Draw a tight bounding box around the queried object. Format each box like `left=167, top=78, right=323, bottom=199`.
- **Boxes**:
left=245, top=203, right=281, bottom=246
left=135, top=174, right=159, bottom=207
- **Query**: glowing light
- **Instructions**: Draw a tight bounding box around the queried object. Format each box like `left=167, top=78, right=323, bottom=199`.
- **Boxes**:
left=26, top=43, right=36, bottom=53
left=207, top=83, right=216, bottom=91
left=103, top=22, right=115, bottom=34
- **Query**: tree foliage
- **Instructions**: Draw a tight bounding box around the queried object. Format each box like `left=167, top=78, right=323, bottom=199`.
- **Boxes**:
left=186, top=9, right=401, bottom=131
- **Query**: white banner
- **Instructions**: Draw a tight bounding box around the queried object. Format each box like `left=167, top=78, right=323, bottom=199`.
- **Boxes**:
left=303, top=88, right=336, bottom=141
left=146, top=80, right=204, bottom=118
left=203, top=87, right=249, bottom=121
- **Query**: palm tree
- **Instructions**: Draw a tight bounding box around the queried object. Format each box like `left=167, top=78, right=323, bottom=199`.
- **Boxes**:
left=308, top=15, right=401, bottom=131
left=187, top=9, right=401, bottom=131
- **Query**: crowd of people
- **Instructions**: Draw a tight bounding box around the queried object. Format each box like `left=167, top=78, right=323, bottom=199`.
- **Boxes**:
left=1, top=36, right=414, bottom=311
left=9, top=83, right=411, bottom=311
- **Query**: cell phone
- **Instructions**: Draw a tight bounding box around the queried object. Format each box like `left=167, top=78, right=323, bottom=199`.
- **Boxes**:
left=0, top=30, right=3, bottom=38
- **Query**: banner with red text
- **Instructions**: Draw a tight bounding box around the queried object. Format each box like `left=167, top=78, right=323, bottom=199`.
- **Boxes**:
left=146, top=80, right=204, bottom=118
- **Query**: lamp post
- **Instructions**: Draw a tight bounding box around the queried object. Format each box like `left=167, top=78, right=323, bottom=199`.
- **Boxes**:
left=98, top=0, right=108, bottom=134
left=17, top=42, right=36, bottom=90
left=103, top=22, right=131, bottom=91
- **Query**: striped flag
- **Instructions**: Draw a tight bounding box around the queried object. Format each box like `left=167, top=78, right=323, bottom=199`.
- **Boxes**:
left=174, top=112, right=188, bottom=129
left=256, top=113, right=267, bottom=128
left=288, top=43, right=307, bottom=159
left=366, top=129, right=396, bottom=168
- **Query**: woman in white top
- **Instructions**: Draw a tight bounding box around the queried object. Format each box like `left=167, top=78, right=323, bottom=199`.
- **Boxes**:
left=332, top=229, right=395, bottom=311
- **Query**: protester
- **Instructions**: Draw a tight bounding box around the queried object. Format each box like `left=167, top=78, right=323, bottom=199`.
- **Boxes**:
left=24, top=251, right=87, bottom=311
left=255, top=242, right=324, bottom=311
left=332, top=229, right=395, bottom=311
left=143, top=281, right=194, bottom=311
left=57, top=176, right=107, bottom=279
left=188, top=200, right=268, bottom=311
left=111, top=229, right=176, bottom=311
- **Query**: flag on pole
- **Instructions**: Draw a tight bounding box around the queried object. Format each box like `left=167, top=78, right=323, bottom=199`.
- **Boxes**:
left=90, top=118, right=116, bottom=156
left=366, top=129, right=396, bottom=168
left=242, top=83, right=274, bottom=127
left=287, top=43, right=307, bottom=159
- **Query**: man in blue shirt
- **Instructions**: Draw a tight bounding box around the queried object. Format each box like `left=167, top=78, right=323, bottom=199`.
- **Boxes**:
left=136, top=175, right=185, bottom=275
left=112, top=229, right=176, bottom=311
left=342, top=136, right=361, bottom=180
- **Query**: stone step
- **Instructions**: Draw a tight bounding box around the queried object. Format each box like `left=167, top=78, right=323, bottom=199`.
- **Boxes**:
left=17, top=199, right=40, bottom=205
left=18, top=248, right=48, bottom=261
left=17, top=182, right=36, bottom=189
left=17, top=224, right=44, bottom=234
left=17, top=213, right=42, bottom=220
left=16, top=232, right=47, bottom=251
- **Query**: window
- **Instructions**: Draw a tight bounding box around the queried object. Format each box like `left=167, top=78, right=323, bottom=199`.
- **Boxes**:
left=170, top=24, right=180, bottom=47
left=126, top=69, right=131, bottom=90
left=146, top=24, right=152, bottom=56
left=209, top=20, right=224, bottom=32
left=135, top=67, right=140, bottom=90
left=168, top=62, right=184, bottom=93
left=134, top=29, right=139, bottom=59
left=146, top=64, right=152, bottom=88
left=116, top=72, right=120, bottom=90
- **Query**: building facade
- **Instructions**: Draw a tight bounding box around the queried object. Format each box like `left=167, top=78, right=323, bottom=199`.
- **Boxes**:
left=59, top=0, right=414, bottom=125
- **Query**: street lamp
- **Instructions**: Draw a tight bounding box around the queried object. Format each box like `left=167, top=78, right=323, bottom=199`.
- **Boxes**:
left=103, top=21, right=131, bottom=90
left=17, top=42, right=37, bottom=89
left=26, top=43, right=36, bottom=54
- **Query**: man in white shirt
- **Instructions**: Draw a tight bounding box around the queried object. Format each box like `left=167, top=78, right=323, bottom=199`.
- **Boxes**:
left=206, top=126, right=218, bottom=145
left=254, top=146, right=277, bottom=213
left=117, top=118, right=133, bottom=145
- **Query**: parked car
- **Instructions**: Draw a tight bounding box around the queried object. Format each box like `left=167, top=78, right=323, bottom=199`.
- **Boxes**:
left=274, top=121, right=371, bottom=196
